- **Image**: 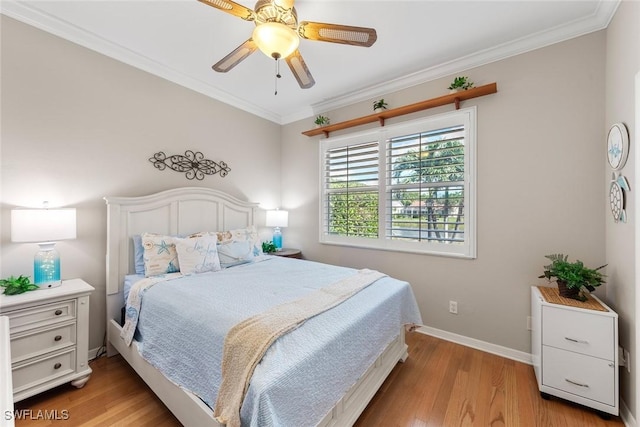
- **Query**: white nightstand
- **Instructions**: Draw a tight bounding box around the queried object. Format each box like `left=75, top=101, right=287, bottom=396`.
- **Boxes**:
left=0, top=279, right=94, bottom=402
left=531, top=286, right=618, bottom=416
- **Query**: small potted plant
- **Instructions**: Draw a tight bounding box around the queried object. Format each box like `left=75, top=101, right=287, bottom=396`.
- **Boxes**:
left=262, top=241, right=277, bottom=254
left=373, top=99, right=388, bottom=113
left=314, top=115, right=330, bottom=127
left=538, top=254, right=607, bottom=301
left=448, top=76, right=474, bottom=93
left=0, top=275, right=38, bottom=295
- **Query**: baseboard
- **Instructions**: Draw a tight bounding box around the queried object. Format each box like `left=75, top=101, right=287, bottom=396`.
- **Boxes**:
left=620, top=398, right=636, bottom=427
left=88, top=346, right=102, bottom=362
left=416, top=325, right=532, bottom=365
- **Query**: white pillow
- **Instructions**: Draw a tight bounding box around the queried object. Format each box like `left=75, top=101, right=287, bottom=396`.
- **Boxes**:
left=216, top=225, right=263, bottom=257
left=217, top=240, right=254, bottom=268
left=174, top=235, right=221, bottom=274
left=142, top=233, right=181, bottom=277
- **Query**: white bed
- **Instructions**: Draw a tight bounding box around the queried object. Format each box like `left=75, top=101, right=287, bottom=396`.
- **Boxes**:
left=104, top=187, right=417, bottom=426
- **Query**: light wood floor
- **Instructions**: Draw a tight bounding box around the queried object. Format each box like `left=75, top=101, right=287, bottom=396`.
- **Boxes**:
left=14, top=332, right=623, bottom=426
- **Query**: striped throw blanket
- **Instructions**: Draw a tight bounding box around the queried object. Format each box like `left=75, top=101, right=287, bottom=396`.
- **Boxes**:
left=213, top=268, right=387, bottom=427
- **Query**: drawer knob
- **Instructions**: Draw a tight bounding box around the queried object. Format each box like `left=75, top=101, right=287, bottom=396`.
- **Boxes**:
left=565, top=378, right=589, bottom=388
left=564, top=336, right=589, bottom=344
left=55, top=309, right=63, bottom=316
left=54, top=335, right=62, bottom=342
left=54, top=363, right=62, bottom=370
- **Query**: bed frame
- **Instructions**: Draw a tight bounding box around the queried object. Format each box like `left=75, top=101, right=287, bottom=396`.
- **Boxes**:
left=104, top=187, right=408, bottom=426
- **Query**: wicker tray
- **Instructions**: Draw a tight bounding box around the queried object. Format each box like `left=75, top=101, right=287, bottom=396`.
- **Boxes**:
left=537, top=286, right=607, bottom=312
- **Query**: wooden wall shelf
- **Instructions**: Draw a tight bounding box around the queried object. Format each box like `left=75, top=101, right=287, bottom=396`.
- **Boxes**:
left=302, top=82, right=497, bottom=138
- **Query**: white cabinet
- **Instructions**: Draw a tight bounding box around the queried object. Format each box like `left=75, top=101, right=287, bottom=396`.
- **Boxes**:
left=531, top=286, right=618, bottom=415
left=1, top=316, right=14, bottom=427
left=0, top=279, right=94, bottom=402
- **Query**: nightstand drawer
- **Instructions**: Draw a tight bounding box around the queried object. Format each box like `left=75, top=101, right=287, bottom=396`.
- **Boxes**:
left=6, top=299, right=76, bottom=334
left=542, top=346, right=615, bottom=406
left=542, top=305, right=613, bottom=360
left=11, top=322, right=76, bottom=363
left=12, top=349, right=76, bottom=393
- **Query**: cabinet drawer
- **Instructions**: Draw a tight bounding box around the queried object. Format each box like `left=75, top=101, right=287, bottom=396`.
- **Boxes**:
left=12, top=349, right=76, bottom=393
left=5, top=300, right=76, bottom=334
left=542, top=346, right=615, bottom=406
left=542, top=305, right=613, bottom=360
left=11, top=322, right=76, bottom=363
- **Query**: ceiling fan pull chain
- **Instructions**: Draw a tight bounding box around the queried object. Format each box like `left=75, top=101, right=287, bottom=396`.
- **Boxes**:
left=274, top=56, right=282, bottom=95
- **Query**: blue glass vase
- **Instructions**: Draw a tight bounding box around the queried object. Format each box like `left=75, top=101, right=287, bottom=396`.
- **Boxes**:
left=34, top=243, right=61, bottom=288
left=272, top=227, right=283, bottom=250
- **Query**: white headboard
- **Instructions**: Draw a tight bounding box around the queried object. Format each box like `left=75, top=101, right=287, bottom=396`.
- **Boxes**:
left=103, top=187, right=258, bottom=320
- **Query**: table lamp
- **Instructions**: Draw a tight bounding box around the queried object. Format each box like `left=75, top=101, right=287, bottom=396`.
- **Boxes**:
left=265, top=210, right=288, bottom=251
left=11, top=206, right=77, bottom=288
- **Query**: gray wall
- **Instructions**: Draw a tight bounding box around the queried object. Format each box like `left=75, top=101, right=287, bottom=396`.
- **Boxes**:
left=282, top=31, right=606, bottom=356
left=0, top=16, right=282, bottom=353
left=605, top=0, right=639, bottom=417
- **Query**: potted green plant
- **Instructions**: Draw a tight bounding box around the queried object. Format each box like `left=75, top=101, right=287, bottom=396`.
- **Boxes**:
left=373, top=99, right=388, bottom=112
left=448, top=76, right=474, bottom=93
left=262, top=241, right=277, bottom=254
left=538, top=254, right=607, bottom=301
left=0, top=275, right=38, bottom=295
left=314, top=115, right=330, bottom=127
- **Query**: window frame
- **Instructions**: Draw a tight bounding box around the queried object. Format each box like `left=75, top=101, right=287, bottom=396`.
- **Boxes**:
left=318, top=107, right=477, bottom=259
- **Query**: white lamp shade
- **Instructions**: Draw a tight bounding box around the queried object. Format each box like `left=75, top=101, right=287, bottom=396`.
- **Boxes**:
left=11, top=208, right=77, bottom=243
left=265, top=210, right=289, bottom=228
left=252, top=22, right=299, bottom=59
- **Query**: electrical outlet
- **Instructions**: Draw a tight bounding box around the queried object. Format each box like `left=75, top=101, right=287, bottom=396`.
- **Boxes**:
left=449, top=300, right=458, bottom=314
left=527, top=316, right=532, bottom=331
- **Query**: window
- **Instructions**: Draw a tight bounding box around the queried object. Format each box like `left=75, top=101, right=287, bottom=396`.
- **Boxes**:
left=320, top=107, right=476, bottom=258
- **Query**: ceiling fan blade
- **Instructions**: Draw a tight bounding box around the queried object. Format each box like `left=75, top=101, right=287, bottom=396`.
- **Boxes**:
left=212, top=39, right=258, bottom=72
left=197, top=0, right=256, bottom=21
left=285, top=50, right=315, bottom=89
left=298, top=21, right=377, bottom=47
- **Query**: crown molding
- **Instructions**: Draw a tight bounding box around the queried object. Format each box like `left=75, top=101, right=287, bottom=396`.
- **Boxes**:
left=0, top=0, right=283, bottom=124
left=1, top=0, right=619, bottom=126
left=308, top=0, right=620, bottom=119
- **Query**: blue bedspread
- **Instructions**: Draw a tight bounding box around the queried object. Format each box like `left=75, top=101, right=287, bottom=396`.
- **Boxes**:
left=131, top=257, right=422, bottom=426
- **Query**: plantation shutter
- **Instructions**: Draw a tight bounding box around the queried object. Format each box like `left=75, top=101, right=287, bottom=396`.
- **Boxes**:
left=323, top=141, right=379, bottom=238
left=386, top=125, right=465, bottom=244
left=319, top=107, right=476, bottom=258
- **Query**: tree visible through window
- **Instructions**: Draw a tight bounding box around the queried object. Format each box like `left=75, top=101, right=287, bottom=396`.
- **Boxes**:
left=387, top=125, right=465, bottom=244
left=325, top=141, right=379, bottom=238
left=320, top=107, right=476, bottom=258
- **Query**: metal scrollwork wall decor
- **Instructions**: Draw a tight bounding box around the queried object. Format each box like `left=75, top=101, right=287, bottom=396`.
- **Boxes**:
left=149, top=150, right=231, bottom=180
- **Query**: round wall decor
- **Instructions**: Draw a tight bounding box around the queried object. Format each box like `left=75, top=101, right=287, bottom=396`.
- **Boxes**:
left=607, top=122, right=629, bottom=170
left=609, top=172, right=630, bottom=223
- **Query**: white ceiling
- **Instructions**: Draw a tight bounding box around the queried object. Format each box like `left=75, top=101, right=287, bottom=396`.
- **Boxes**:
left=1, top=0, right=618, bottom=124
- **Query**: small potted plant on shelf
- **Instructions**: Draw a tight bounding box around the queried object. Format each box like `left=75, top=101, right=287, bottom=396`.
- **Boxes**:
left=373, top=99, right=388, bottom=113
left=448, top=76, right=474, bottom=93
left=538, top=253, right=607, bottom=301
left=314, top=115, right=330, bottom=127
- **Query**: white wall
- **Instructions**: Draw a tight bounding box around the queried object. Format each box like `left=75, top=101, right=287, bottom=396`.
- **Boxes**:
left=282, top=31, right=606, bottom=356
left=0, top=16, right=282, bottom=352
left=605, top=0, right=639, bottom=419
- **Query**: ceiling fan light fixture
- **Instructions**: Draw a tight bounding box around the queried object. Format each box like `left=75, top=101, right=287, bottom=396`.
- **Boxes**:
left=252, top=22, right=299, bottom=59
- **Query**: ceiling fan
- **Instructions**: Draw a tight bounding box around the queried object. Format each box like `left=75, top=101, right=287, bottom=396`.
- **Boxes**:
left=197, top=0, right=377, bottom=89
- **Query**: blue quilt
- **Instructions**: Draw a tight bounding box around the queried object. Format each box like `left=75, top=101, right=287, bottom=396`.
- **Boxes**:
left=130, top=256, right=422, bottom=426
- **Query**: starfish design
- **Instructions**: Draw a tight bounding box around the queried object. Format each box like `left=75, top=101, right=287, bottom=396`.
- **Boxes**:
left=609, top=144, right=621, bottom=159
left=156, top=240, right=171, bottom=255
